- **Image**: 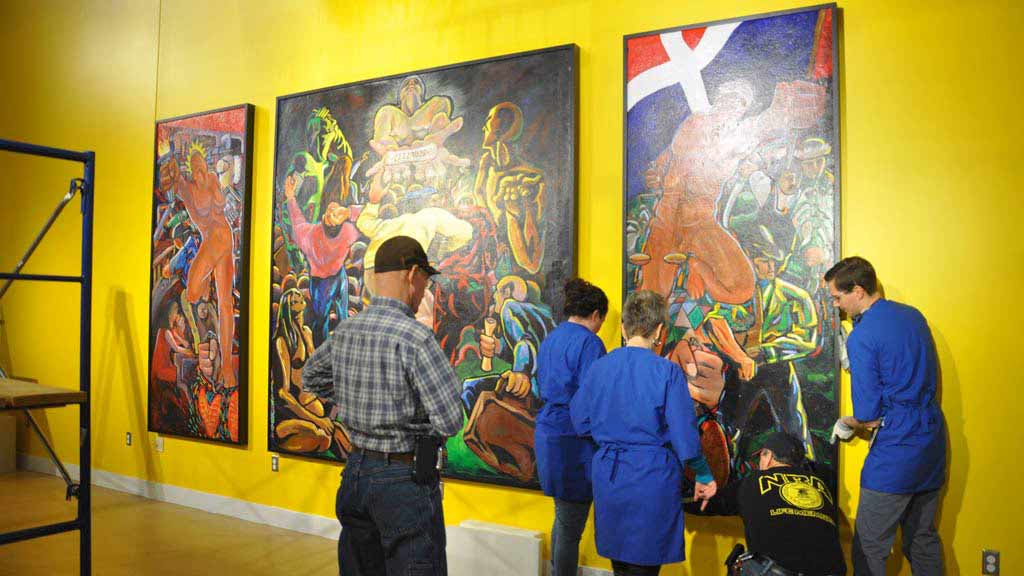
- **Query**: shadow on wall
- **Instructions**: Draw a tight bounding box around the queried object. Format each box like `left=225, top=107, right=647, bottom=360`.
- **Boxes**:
left=930, top=326, right=964, bottom=576
left=93, top=287, right=157, bottom=480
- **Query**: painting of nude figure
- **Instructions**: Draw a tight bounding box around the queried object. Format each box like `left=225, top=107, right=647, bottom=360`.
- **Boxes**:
left=624, top=5, right=840, bottom=513
left=149, top=104, right=254, bottom=445
left=269, top=45, right=576, bottom=488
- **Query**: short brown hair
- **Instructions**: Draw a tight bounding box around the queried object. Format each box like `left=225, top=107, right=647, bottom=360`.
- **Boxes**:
left=824, top=256, right=878, bottom=295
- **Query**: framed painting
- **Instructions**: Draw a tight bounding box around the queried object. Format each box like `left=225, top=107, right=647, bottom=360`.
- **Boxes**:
left=269, top=45, right=577, bottom=488
left=148, top=103, right=254, bottom=445
left=623, top=5, right=840, bottom=512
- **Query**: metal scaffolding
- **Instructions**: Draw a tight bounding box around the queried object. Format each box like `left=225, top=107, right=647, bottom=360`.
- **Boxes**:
left=0, top=139, right=95, bottom=575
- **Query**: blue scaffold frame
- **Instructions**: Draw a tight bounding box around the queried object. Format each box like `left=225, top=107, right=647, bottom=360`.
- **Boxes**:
left=0, top=138, right=95, bottom=576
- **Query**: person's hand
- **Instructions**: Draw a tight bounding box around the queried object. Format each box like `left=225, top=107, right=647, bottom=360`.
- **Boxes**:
left=315, top=416, right=335, bottom=437
left=479, top=333, right=498, bottom=359
left=694, top=480, right=718, bottom=511
left=283, top=173, right=299, bottom=201
left=830, top=417, right=855, bottom=444
left=738, top=355, right=757, bottom=381
left=671, top=341, right=725, bottom=409
left=838, top=321, right=851, bottom=371
left=500, top=371, right=532, bottom=398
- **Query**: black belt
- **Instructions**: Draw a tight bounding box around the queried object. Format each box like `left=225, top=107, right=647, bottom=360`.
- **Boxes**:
left=354, top=447, right=414, bottom=464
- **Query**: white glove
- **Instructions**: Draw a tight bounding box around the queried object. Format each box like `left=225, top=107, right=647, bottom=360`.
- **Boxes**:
left=830, top=417, right=855, bottom=444
left=838, top=322, right=851, bottom=371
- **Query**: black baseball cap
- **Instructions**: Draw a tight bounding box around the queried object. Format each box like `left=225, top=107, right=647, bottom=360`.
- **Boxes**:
left=374, top=236, right=440, bottom=276
left=758, top=432, right=806, bottom=465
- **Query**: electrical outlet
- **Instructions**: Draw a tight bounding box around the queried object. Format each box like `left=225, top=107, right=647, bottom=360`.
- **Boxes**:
left=155, top=436, right=164, bottom=453
left=271, top=455, right=279, bottom=472
left=983, top=550, right=999, bottom=575
left=126, top=432, right=132, bottom=446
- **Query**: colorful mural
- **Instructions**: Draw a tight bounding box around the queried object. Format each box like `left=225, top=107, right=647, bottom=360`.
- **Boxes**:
left=624, top=5, right=840, bottom=513
left=269, top=46, right=577, bottom=488
left=149, top=104, right=254, bottom=445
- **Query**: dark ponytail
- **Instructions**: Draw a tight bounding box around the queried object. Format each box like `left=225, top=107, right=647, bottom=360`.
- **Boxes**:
left=563, top=278, right=609, bottom=319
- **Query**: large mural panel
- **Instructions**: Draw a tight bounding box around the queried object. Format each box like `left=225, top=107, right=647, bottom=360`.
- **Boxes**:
left=269, top=46, right=577, bottom=488
left=149, top=104, right=254, bottom=445
left=624, top=5, right=840, bottom=512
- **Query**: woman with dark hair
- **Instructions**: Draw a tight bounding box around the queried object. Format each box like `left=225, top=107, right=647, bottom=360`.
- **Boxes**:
left=535, top=278, right=609, bottom=576
left=571, top=290, right=715, bottom=575
left=271, top=279, right=351, bottom=455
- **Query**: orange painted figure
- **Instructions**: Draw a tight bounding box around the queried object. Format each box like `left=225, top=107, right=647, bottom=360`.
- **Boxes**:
left=160, top=140, right=238, bottom=391
left=640, top=80, right=826, bottom=307
left=473, top=102, right=546, bottom=275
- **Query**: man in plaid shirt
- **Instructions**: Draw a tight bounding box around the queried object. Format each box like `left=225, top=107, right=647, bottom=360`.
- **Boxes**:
left=303, top=235, right=462, bottom=576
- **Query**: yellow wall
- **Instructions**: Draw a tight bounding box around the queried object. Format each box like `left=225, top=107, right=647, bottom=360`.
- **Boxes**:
left=2, top=0, right=1021, bottom=573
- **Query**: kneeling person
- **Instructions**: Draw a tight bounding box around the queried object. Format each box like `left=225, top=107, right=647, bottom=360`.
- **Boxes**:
left=726, top=432, right=846, bottom=576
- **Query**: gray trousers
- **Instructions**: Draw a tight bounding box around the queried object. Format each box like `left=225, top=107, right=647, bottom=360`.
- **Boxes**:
left=852, top=488, right=943, bottom=576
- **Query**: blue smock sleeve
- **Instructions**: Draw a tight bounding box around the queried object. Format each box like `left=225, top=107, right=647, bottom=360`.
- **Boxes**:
left=570, top=368, right=593, bottom=436
left=665, top=365, right=702, bottom=465
left=847, top=331, right=884, bottom=422
left=576, top=334, right=607, bottom=381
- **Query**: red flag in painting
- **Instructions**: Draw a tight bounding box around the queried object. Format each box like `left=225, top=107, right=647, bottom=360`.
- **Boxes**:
left=810, top=8, right=834, bottom=79
left=626, top=27, right=708, bottom=82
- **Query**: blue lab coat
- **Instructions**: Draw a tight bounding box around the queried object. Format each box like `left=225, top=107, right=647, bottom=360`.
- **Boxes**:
left=535, top=321, right=607, bottom=502
left=848, top=299, right=946, bottom=494
left=570, top=347, right=703, bottom=565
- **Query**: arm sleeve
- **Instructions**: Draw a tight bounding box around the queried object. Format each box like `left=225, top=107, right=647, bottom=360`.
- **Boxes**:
left=686, top=454, right=713, bottom=484
left=302, top=339, right=335, bottom=400
left=437, top=209, right=474, bottom=257
left=286, top=198, right=315, bottom=255
left=665, top=366, right=702, bottom=464
left=411, top=334, right=464, bottom=437
left=847, top=332, right=884, bottom=422
left=355, top=202, right=383, bottom=237
left=570, top=368, right=593, bottom=436
left=341, top=221, right=361, bottom=250
left=576, top=335, right=607, bottom=380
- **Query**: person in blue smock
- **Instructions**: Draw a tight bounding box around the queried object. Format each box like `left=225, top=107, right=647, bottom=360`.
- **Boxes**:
left=825, top=257, right=946, bottom=576
left=571, top=290, right=717, bottom=576
left=536, top=278, right=609, bottom=576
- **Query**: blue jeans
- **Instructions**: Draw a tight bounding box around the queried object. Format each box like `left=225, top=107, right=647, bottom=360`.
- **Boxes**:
left=311, top=273, right=349, bottom=348
left=551, top=498, right=590, bottom=576
left=336, top=451, right=447, bottom=576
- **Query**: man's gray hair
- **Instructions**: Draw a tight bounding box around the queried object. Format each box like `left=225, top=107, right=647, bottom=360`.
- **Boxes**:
left=622, top=290, right=668, bottom=339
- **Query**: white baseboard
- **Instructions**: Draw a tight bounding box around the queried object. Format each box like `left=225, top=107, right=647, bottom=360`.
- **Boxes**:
left=16, top=453, right=614, bottom=574
left=16, top=453, right=340, bottom=540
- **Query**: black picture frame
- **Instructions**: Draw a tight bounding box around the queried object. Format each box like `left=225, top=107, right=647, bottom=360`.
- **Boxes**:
left=268, top=45, right=578, bottom=490
left=148, top=103, right=255, bottom=446
left=622, top=4, right=841, bottom=511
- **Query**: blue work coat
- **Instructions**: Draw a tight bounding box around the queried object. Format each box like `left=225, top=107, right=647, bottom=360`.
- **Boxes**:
left=848, top=299, right=946, bottom=494
left=570, top=347, right=703, bottom=565
left=535, top=321, right=606, bottom=502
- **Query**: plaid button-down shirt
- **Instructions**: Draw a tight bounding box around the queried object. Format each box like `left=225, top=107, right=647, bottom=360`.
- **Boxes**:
left=303, top=296, right=463, bottom=452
